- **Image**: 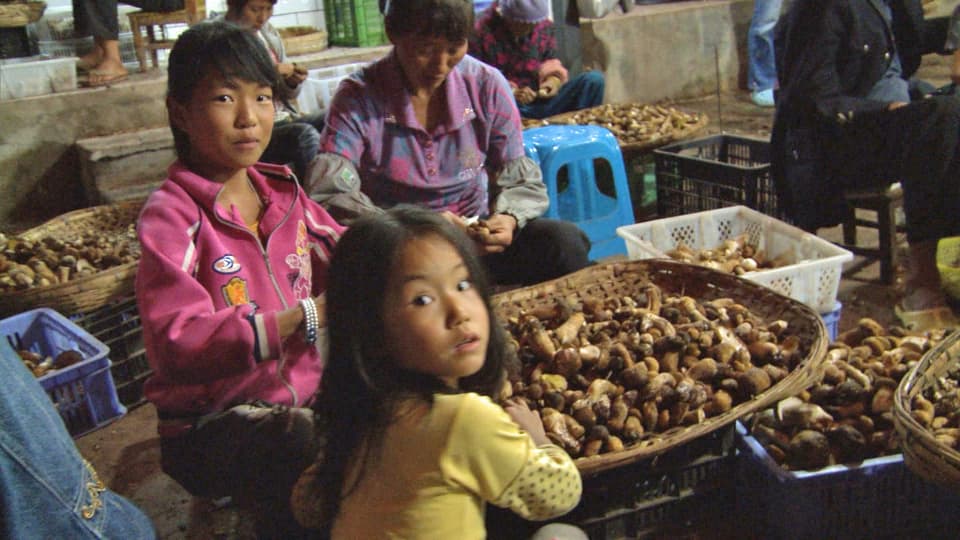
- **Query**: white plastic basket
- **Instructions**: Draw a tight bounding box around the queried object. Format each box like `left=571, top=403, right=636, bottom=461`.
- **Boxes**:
left=37, top=32, right=138, bottom=67
left=298, top=63, right=367, bottom=115
left=616, top=206, right=853, bottom=313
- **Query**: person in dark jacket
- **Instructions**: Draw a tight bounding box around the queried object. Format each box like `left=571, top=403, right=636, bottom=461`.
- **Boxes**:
left=771, top=0, right=960, bottom=331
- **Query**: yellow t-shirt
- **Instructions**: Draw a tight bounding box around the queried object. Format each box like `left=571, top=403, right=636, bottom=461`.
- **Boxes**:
left=329, top=392, right=581, bottom=540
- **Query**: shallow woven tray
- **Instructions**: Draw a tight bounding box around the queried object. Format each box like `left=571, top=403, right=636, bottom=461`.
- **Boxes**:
left=525, top=103, right=710, bottom=155
left=0, top=0, right=42, bottom=26
left=279, top=26, right=328, bottom=56
left=0, top=200, right=142, bottom=318
left=894, top=330, right=960, bottom=489
left=492, top=259, right=829, bottom=475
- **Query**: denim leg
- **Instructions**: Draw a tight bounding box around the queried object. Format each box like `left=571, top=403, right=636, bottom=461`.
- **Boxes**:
left=0, top=339, right=156, bottom=539
left=747, top=0, right=783, bottom=91
left=261, top=121, right=320, bottom=180
left=518, top=72, right=606, bottom=119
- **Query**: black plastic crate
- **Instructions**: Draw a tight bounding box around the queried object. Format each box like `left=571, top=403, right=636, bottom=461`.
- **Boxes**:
left=0, top=26, right=36, bottom=59
left=653, top=134, right=783, bottom=219
left=486, top=424, right=738, bottom=540
left=72, top=297, right=151, bottom=409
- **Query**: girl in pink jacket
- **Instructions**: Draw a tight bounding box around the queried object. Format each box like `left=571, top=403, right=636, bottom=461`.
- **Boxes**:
left=135, top=20, right=343, bottom=539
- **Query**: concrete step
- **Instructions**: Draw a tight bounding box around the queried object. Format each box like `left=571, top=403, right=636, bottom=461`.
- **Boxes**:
left=76, top=127, right=173, bottom=205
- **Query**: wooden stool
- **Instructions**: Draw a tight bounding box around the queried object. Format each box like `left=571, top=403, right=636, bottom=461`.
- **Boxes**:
left=127, top=0, right=204, bottom=72
left=836, top=182, right=904, bottom=285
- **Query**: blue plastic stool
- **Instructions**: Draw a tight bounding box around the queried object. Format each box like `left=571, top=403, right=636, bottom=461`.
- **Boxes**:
left=523, top=125, right=635, bottom=260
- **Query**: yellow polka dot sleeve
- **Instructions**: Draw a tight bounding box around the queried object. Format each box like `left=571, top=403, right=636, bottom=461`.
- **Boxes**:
left=439, top=394, right=582, bottom=522
left=489, top=443, right=582, bottom=520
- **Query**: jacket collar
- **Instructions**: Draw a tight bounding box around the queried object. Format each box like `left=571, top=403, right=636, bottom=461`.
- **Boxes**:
left=166, top=161, right=299, bottom=232
left=379, top=51, right=477, bottom=135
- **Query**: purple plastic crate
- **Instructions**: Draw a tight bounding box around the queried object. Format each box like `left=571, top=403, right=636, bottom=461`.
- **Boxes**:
left=3, top=308, right=126, bottom=438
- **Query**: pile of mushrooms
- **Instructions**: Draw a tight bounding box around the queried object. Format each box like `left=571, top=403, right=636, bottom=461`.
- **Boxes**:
left=663, top=234, right=792, bottom=276
left=745, top=320, right=947, bottom=470
left=0, top=209, right=140, bottom=291
left=525, top=103, right=706, bottom=147
left=502, top=281, right=809, bottom=459
left=913, top=350, right=960, bottom=450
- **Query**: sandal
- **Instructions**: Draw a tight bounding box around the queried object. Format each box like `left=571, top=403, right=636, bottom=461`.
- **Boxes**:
left=894, top=304, right=960, bottom=332
left=82, top=69, right=129, bottom=88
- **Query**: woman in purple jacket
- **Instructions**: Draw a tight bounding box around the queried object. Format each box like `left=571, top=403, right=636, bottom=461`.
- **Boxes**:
left=306, top=0, right=591, bottom=286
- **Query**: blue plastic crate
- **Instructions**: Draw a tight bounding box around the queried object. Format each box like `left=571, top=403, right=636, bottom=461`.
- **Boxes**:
left=820, top=301, right=841, bottom=342
left=3, top=308, right=126, bottom=438
left=735, top=422, right=960, bottom=539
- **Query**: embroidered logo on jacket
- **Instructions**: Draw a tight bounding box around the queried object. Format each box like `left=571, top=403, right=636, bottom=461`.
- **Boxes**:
left=222, top=277, right=250, bottom=306
left=212, top=254, right=242, bottom=274
left=285, top=220, right=312, bottom=300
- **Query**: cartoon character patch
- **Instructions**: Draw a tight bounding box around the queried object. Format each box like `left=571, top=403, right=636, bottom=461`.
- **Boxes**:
left=222, top=277, right=250, bottom=306
left=284, top=220, right=312, bottom=300
left=212, top=254, right=241, bottom=274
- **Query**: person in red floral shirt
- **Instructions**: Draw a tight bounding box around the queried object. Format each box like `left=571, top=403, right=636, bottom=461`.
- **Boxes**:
left=469, top=0, right=605, bottom=119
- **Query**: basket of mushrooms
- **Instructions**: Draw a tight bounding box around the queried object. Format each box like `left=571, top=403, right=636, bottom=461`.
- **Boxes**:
left=523, top=102, right=709, bottom=155
left=895, top=329, right=960, bottom=490
left=492, top=258, right=830, bottom=475
left=0, top=200, right=142, bottom=318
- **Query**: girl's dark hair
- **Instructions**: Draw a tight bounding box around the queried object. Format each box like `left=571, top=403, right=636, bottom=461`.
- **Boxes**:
left=166, top=20, right=278, bottom=162
left=311, top=205, right=513, bottom=531
left=225, top=0, right=278, bottom=17
left=379, top=0, right=474, bottom=42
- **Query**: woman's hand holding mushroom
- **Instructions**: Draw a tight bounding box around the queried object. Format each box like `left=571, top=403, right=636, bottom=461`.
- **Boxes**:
left=473, top=213, right=517, bottom=255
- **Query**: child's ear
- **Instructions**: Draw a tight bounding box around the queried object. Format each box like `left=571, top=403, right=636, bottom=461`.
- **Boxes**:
left=167, top=96, right=189, bottom=131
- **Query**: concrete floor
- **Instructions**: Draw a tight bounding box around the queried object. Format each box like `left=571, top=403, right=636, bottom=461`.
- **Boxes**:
left=71, top=53, right=954, bottom=540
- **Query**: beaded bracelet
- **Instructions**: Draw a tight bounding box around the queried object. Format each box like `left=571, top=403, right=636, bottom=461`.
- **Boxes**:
left=300, top=298, right=318, bottom=345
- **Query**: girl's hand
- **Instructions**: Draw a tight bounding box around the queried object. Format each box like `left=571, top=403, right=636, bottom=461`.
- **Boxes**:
left=887, top=101, right=908, bottom=111
left=313, top=293, right=327, bottom=327
left=514, top=86, right=537, bottom=105
left=538, top=76, right=562, bottom=98
left=279, top=62, right=307, bottom=87
left=504, top=398, right=550, bottom=446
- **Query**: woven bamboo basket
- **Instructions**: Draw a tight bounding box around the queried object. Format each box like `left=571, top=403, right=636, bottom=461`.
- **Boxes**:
left=0, top=1, right=42, bottom=25
left=279, top=26, right=328, bottom=56
left=524, top=103, right=710, bottom=155
left=894, top=330, right=960, bottom=490
left=0, top=200, right=143, bottom=318
left=492, top=259, right=829, bottom=475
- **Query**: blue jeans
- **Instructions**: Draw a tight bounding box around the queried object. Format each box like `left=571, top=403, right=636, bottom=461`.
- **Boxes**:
left=518, top=71, right=606, bottom=119
left=0, top=338, right=156, bottom=539
left=747, top=0, right=783, bottom=92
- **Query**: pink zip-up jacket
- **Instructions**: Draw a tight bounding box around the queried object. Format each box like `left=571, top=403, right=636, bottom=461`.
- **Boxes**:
left=136, top=162, right=344, bottom=417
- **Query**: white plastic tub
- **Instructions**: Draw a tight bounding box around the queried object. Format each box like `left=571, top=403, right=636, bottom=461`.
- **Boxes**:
left=616, top=206, right=853, bottom=313
left=0, top=56, right=76, bottom=100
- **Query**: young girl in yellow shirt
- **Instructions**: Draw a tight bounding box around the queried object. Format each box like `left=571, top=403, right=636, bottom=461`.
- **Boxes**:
left=291, top=206, right=585, bottom=539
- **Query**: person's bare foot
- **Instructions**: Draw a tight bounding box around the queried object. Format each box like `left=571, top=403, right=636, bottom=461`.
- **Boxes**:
left=76, top=49, right=103, bottom=71
left=902, top=240, right=949, bottom=311
left=83, top=58, right=129, bottom=87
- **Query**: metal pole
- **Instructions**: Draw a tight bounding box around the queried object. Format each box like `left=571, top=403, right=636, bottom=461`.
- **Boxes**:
left=715, top=45, right=723, bottom=132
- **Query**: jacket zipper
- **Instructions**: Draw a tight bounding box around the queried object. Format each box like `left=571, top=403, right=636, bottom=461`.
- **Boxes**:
left=214, top=196, right=301, bottom=405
